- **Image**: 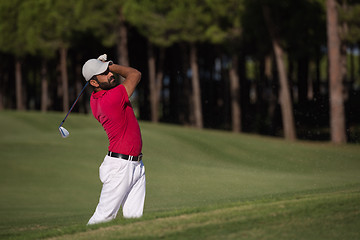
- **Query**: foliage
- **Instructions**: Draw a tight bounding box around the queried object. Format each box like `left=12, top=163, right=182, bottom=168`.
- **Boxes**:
left=124, top=0, right=219, bottom=47
left=204, top=0, right=245, bottom=45
left=0, top=0, right=28, bottom=57
left=16, top=0, right=57, bottom=58
left=0, top=0, right=115, bottom=58
left=339, top=2, right=360, bottom=44
left=170, top=0, right=212, bottom=43
left=124, top=0, right=179, bottom=47
left=76, top=0, right=125, bottom=47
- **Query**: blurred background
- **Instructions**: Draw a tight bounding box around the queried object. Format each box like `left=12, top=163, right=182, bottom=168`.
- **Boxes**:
left=0, top=0, right=359, bottom=143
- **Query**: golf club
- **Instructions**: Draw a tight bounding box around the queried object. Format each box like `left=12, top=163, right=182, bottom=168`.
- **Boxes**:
left=58, top=81, right=89, bottom=138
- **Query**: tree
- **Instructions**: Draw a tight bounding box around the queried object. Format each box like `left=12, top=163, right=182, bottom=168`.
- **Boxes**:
left=205, top=0, right=245, bottom=132
left=283, top=0, right=326, bottom=106
left=124, top=0, right=177, bottom=122
left=229, top=55, right=241, bottom=132
left=338, top=1, right=360, bottom=141
left=125, top=0, right=211, bottom=128
left=37, top=0, right=113, bottom=112
left=0, top=0, right=28, bottom=110
left=18, top=0, right=59, bottom=112
left=147, top=42, right=165, bottom=122
left=326, top=0, right=347, bottom=143
left=98, top=0, right=130, bottom=66
left=262, top=4, right=297, bottom=140
left=80, top=0, right=131, bottom=67
left=16, top=0, right=82, bottom=113
left=170, top=0, right=213, bottom=128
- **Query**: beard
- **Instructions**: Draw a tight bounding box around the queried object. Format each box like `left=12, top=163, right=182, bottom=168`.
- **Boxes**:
left=98, top=76, right=119, bottom=90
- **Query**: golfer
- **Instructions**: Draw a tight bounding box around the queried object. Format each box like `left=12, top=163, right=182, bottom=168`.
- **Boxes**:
left=82, top=54, right=145, bottom=225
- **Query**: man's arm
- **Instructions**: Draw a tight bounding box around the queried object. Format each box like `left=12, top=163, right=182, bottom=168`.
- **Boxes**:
left=109, top=64, right=141, bottom=97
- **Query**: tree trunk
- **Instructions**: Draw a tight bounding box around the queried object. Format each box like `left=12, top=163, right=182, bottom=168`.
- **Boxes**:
left=60, top=46, right=69, bottom=113
left=147, top=44, right=165, bottom=123
left=275, top=44, right=297, bottom=140
left=229, top=54, right=241, bottom=132
left=297, top=56, right=309, bottom=105
left=41, top=60, right=48, bottom=112
left=350, top=46, right=354, bottom=84
left=263, top=5, right=296, bottom=140
left=156, top=48, right=165, bottom=118
left=0, top=72, right=4, bottom=110
left=307, top=61, right=314, bottom=101
left=180, top=44, right=191, bottom=125
left=15, top=59, right=25, bottom=110
left=265, top=54, right=277, bottom=135
left=326, top=0, right=347, bottom=143
left=117, top=9, right=129, bottom=67
left=190, top=43, right=203, bottom=129
left=148, top=42, right=158, bottom=122
left=314, top=50, right=321, bottom=101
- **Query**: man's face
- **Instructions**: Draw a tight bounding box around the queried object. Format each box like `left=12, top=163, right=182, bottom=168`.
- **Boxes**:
left=94, top=68, right=118, bottom=90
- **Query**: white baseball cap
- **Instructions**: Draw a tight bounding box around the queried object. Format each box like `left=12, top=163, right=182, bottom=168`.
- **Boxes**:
left=82, top=59, right=111, bottom=81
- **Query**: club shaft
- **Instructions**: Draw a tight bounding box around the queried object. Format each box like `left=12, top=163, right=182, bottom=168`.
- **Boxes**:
left=59, top=81, right=89, bottom=128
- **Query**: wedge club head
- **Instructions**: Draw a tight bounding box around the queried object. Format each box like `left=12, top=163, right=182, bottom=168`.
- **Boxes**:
left=59, top=126, right=70, bottom=138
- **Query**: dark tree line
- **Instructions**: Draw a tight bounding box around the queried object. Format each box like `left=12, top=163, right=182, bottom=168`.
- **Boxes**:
left=0, top=0, right=359, bottom=143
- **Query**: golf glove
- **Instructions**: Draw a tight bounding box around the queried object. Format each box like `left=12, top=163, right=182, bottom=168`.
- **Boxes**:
left=98, top=54, right=113, bottom=65
left=98, top=54, right=107, bottom=62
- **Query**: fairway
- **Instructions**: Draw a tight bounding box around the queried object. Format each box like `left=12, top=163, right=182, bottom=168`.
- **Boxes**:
left=0, top=111, right=359, bottom=239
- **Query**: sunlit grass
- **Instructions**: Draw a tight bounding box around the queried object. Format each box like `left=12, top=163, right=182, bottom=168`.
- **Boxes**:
left=0, top=111, right=359, bottom=239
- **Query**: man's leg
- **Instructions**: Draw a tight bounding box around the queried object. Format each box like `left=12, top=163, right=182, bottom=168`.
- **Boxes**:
left=87, top=156, right=129, bottom=225
left=122, top=162, right=146, bottom=218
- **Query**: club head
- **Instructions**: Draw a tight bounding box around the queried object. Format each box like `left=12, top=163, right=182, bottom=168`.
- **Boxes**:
left=59, top=126, right=70, bottom=138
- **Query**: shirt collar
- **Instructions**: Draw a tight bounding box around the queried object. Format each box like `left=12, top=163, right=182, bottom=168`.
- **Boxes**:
left=92, top=89, right=107, bottom=99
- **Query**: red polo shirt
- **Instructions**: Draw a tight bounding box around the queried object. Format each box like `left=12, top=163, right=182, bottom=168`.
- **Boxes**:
left=90, top=84, right=142, bottom=156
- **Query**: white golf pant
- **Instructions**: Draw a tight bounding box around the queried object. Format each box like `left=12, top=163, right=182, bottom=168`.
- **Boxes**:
left=87, top=155, right=146, bottom=225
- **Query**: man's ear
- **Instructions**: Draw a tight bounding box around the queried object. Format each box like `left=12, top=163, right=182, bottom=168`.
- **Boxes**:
left=89, top=79, right=99, bottom=88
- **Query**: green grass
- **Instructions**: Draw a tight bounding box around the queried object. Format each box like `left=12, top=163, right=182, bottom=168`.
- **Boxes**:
left=0, top=111, right=359, bottom=240
left=49, top=189, right=360, bottom=240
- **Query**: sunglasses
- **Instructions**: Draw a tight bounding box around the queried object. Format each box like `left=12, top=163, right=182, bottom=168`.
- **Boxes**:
left=98, top=68, right=110, bottom=76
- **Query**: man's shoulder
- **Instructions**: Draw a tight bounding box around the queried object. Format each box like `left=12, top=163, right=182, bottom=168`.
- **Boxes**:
left=95, top=85, right=129, bottom=107
left=107, top=84, right=126, bottom=97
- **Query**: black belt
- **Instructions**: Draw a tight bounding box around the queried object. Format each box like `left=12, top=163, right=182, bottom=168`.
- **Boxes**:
left=107, top=151, right=143, bottom=161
